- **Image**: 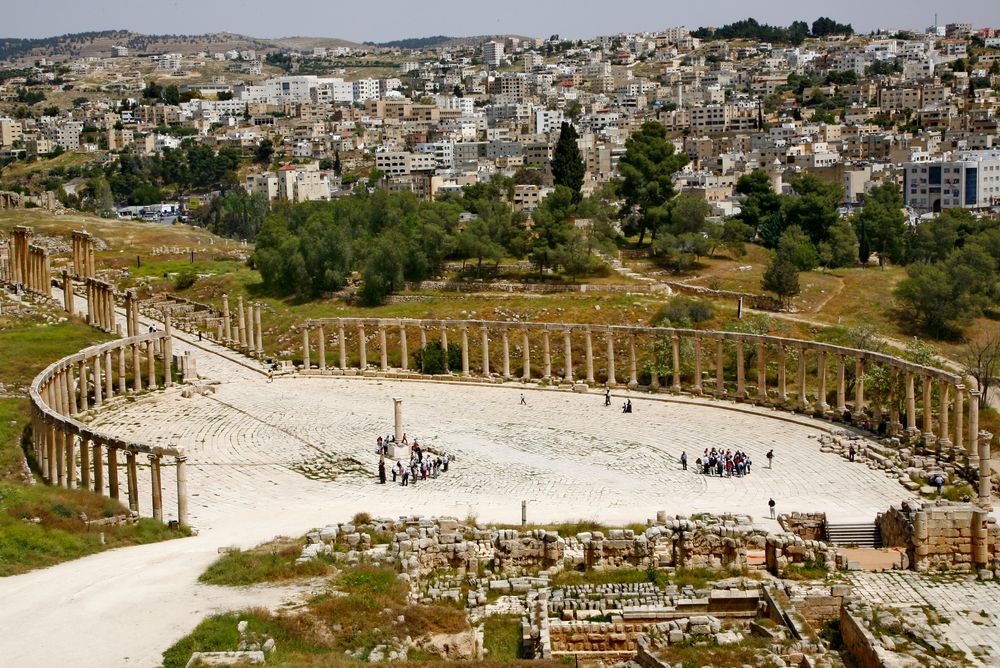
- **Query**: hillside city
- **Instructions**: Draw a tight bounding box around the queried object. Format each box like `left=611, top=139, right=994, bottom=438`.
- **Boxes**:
left=4, top=10, right=1000, bottom=668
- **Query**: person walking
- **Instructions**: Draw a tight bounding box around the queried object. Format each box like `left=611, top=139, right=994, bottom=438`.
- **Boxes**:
left=766, top=449, right=774, bottom=469
left=378, top=456, right=386, bottom=484
left=768, top=497, right=776, bottom=520
left=520, top=393, right=527, bottom=405
left=848, top=444, right=855, bottom=462
left=604, top=389, right=611, bottom=406
left=266, top=370, right=273, bottom=383
left=680, top=451, right=688, bottom=471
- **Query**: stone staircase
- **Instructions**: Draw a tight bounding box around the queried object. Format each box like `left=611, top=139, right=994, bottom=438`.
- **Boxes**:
left=825, top=522, right=882, bottom=548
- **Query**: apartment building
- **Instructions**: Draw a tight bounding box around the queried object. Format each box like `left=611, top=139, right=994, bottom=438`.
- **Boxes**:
left=0, top=118, right=23, bottom=146
left=904, top=150, right=1000, bottom=211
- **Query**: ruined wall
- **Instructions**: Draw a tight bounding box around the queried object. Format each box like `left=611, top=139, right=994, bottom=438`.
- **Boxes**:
left=778, top=512, right=826, bottom=541
left=878, top=501, right=1000, bottom=572
left=839, top=605, right=897, bottom=668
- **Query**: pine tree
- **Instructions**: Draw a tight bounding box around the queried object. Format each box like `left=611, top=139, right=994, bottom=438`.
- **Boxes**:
left=551, top=122, right=585, bottom=202
left=762, top=253, right=800, bottom=309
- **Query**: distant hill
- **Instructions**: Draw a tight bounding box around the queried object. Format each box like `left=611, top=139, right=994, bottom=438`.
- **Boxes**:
left=366, top=34, right=535, bottom=50
left=0, top=30, right=365, bottom=64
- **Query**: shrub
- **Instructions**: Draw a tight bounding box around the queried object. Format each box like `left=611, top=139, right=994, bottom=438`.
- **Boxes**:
left=414, top=341, right=462, bottom=374
left=653, top=296, right=714, bottom=327
left=173, top=271, right=196, bottom=291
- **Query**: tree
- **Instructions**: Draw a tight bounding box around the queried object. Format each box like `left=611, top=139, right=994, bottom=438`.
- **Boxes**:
left=817, top=218, right=857, bottom=268
left=762, top=253, right=800, bottom=308
left=781, top=174, right=842, bottom=246
left=667, top=193, right=711, bottom=235
left=960, top=329, right=1000, bottom=409
left=735, top=169, right=781, bottom=235
left=854, top=182, right=905, bottom=266
left=777, top=225, right=819, bottom=271
left=550, top=122, right=585, bottom=202
left=811, top=17, right=854, bottom=37
left=529, top=186, right=575, bottom=271
left=618, top=121, right=690, bottom=244
left=721, top=219, right=753, bottom=259
left=254, top=139, right=274, bottom=166
left=333, top=151, right=342, bottom=176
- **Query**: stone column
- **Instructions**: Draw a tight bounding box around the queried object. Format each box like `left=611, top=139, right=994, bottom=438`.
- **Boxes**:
left=118, top=346, right=127, bottom=395
left=132, top=343, right=142, bottom=392
left=671, top=335, right=682, bottom=392
left=905, top=371, right=917, bottom=435
left=400, top=324, right=409, bottom=371
left=126, top=450, right=139, bottom=512
left=854, top=357, right=865, bottom=418
left=419, top=324, right=427, bottom=351
left=735, top=339, right=746, bottom=399
left=93, top=353, right=103, bottom=407
left=88, top=441, right=102, bottom=494
left=393, top=397, right=403, bottom=443
left=104, top=350, right=114, bottom=400
left=922, top=375, right=934, bottom=445
left=440, top=326, right=449, bottom=373
left=149, top=454, right=162, bottom=522
left=80, top=435, right=90, bottom=490
left=692, top=337, right=703, bottom=394
left=65, top=428, right=76, bottom=489
left=756, top=341, right=767, bottom=403
left=66, top=365, right=78, bottom=415
left=245, top=303, right=256, bottom=354
left=562, top=329, right=572, bottom=382
left=797, top=347, right=809, bottom=410
left=482, top=326, right=491, bottom=377
left=55, top=425, right=65, bottom=486
left=969, top=390, right=980, bottom=467
left=379, top=325, right=388, bottom=371
left=163, top=316, right=173, bottom=388
left=815, top=351, right=829, bottom=413
left=716, top=338, right=725, bottom=395
left=358, top=324, right=367, bottom=369
left=938, top=381, right=952, bottom=450
left=606, top=331, right=616, bottom=386
left=317, top=325, right=326, bottom=371
left=63, top=270, right=74, bottom=314
left=628, top=334, right=638, bottom=388
left=522, top=329, right=531, bottom=380
left=176, top=456, right=189, bottom=526
left=502, top=328, right=511, bottom=379
left=237, top=296, right=247, bottom=348
left=254, top=305, right=263, bottom=354
left=461, top=326, right=470, bottom=375
left=832, top=354, right=845, bottom=414
left=222, top=294, right=231, bottom=344
left=107, top=447, right=119, bottom=501
left=47, top=422, right=57, bottom=485
left=301, top=327, right=311, bottom=370
left=541, top=330, right=551, bottom=379
left=146, top=340, right=157, bottom=390
left=338, top=321, right=347, bottom=371
left=78, top=359, right=89, bottom=412
left=954, top=384, right=965, bottom=457
left=584, top=328, right=594, bottom=383
left=978, top=430, right=992, bottom=506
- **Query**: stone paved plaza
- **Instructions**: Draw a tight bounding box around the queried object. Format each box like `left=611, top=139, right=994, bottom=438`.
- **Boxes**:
left=91, top=349, right=915, bottom=529
left=851, top=571, right=1000, bottom=664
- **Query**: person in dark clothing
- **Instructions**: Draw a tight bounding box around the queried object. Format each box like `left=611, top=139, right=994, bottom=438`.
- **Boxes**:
left=848, top=444, right=855, bottom=462
left=605, top=389, right=611, bottom=406
left=378, top=457, right=386, bottom=484
left=680, top=451, right=687, bottom=470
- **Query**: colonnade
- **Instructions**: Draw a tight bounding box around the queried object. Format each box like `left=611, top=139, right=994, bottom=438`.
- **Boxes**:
left=297, top=318, right=990, bottom=476
left=71, top=230, right=96, bottom=278
left=86, top=278, right=118, bottom=333
left=25, top=244, right=52, bottom=297
left=28, top=332, right=187, bottom=524
left=220, top=294, right=264, bottom=355
left=9, top=225, right=33, bottom=286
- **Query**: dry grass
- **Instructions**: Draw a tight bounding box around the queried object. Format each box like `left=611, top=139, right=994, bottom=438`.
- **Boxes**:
left=199, top=537, right=336, bottom=586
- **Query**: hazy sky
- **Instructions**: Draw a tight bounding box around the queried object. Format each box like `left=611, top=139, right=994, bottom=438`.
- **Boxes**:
left=4, top=0, right=997, bottom=42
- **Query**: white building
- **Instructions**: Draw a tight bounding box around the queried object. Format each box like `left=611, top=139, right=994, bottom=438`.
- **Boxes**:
left=483, top=41, right=505, bottom=67
left=352, top=79, right=381, bottom=103
left=904, top=150, right=1000, bottom=211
